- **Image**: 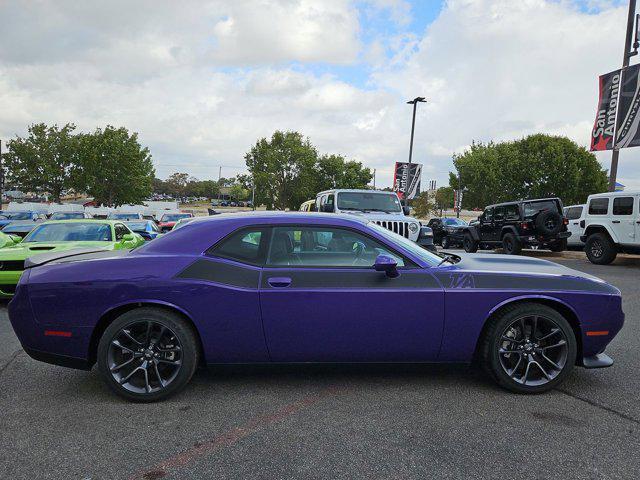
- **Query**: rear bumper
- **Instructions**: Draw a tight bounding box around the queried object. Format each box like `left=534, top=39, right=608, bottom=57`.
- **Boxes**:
left=581, top=353, right=614, bottom=369
left=517, top=231, right=570, bottom=244
left=23, top=346, right=91, bottom=370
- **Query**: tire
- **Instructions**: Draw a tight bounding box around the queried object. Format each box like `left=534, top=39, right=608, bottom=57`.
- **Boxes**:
left=97, top=307, right=200, bottom=402
left=463, top=233, right=478, bottom=253
left=549, top=238, right=567, bottom=252
left=502, top=233, right=522, bottom=255
left=585, top=232, right=617, bottom=265
left=441, top=236, right=450, bottom=249
left=479, top=302, right=577, bottom=394
left=535, top=211, right=562, bottom=236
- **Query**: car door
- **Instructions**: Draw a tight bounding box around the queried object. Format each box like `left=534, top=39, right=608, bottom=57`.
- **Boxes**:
left=479, top=208, right=494, bottom=242
left=612, top=196, right=637, bottom=246
left=259, top=225, right=444, bottom=362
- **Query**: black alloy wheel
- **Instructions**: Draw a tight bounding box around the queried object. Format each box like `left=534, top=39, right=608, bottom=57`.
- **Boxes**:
left=442, top=235, right=450, bottom=249
left=480, top=303, right=576, bottom=393
left=585, top=233, right=617, bottom=265
left=502, top=233, right=522, bottom=255
left=97, top=308, right=199, bottom=402
left=463, top=233, right=478, bottom=253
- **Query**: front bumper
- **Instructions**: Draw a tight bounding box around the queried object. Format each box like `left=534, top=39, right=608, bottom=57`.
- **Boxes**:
left=0, top=270, right=23, bottom=297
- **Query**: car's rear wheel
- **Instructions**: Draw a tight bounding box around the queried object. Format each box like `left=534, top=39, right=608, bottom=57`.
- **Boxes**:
left=480, top=303, right=576, bottom=393
left=463, top=233, right=478, bottom=253
left=585, top=232, right=617, bottom=265
left=502, top=233, right=522, bottom=255
left=97, top=307, right=199, bottom=402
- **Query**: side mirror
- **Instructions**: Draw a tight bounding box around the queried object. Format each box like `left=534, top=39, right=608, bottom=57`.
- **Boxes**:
left=122, top=233, right=135, bottom=242
left=402, top=206, right=411, bottom=216
left=321, top=204, right=334, bottom=213
left=8, top=234, right=21, bottom=244
left=374, top=254, right=399, bottom=278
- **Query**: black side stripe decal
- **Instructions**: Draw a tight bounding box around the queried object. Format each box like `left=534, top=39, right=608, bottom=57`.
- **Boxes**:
left=432, top=272, right=613, bottom=293
left=261, top=271, right=440, bottom=289
left=177, top=259, right=260, bottom=288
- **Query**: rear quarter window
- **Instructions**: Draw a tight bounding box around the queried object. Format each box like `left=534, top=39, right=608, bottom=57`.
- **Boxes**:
left=565, top=206, right=583, bottom=220
left=612, top=197, right=634, bottom=216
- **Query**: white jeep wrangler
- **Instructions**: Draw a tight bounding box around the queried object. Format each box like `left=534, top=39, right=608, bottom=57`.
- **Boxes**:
left=581, top=191, right=640, bottom=264
left=315, top=189, right=434, bottom=250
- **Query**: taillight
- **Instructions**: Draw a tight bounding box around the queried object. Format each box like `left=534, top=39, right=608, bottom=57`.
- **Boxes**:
left=563, top=217, right=569, bottom=225
left=520, top=221, right=530, bottom=230
left=580, top=220, right=585, bottom=228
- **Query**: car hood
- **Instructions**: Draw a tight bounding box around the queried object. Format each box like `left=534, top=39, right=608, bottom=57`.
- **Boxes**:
left=451, top=252, right=606, bottom=283
left=0, top=241, right=115, bottom=260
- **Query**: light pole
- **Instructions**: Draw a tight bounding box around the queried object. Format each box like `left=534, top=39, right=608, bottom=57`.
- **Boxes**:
left=609, top=0, right=638, bottom=192
left=406, top=97, right=427, bottom=205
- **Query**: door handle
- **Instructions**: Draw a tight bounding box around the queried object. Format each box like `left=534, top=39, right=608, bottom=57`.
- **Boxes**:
left=612, top=220, right=620, bottom=224
left=572, top=222, right=579, bottom=225
left=267, top=277, right=292, bottom=288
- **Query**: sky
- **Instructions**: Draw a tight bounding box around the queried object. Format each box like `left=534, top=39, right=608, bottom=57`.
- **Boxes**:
left=0, top=0, right=639, bottom=191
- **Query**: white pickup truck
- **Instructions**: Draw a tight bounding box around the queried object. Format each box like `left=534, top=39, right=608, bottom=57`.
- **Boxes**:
left=313, top=189, right=435, bottom=251
left=581, top=190, right=640, bottom=264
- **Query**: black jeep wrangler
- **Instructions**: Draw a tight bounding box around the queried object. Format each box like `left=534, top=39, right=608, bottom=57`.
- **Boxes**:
left=461, top=198, right=570, bottom=255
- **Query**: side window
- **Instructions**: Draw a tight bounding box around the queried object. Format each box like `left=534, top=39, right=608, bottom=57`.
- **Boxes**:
left=612, top=197, right=634, bottom=216
left=588, top=198, right=609, bottom=215
left=326, top=195, right=335, bottom=208
left=210, top=228, right=268, bottom=265
left=494, top=206, right=505, bottom=221
left=267, top=226, right=406, bottom=268
left=483, top=208, right=493, bottom=222
left=115, top=224, right=128, bottom=240
left=565, top=206, right=583, bottom=220
left=504, top=204, right=519, bottom=220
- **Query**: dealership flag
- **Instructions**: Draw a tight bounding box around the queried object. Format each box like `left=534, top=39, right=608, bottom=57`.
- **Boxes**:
left=591, top=69, right=621, bottom=151
left=591, top=65, right=640, bottom=151
left=393, top=162, right=422, bottom=200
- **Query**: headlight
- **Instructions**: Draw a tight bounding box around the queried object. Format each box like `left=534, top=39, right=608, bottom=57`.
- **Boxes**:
left=408, top=222, right=419, bottom=233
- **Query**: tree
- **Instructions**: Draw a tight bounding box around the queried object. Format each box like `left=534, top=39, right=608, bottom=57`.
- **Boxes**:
left=244, top=131, right=318, bottom=210
left=244, top=131, right=373, bottom=210
left=315, top=154, right=372, bottom=192
left=449, top=134, right=608, bottom=209
left=229, top=183, right=249, bottom=201
left=434, top=186, right=454, bottom=212
left=412, top=191, right=437, bottom=219
left=74, top=126, right=154, bottom=206
left=3, top=123, right=78, bottom=202
left=186, top=179, right=219, bottom=199
left=164, top=172, right=191, bottom=200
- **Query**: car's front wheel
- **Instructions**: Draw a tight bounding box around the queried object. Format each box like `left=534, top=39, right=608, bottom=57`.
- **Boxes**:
left=97, top=307, right=199, bottom=402
left=441, top=235, right=450, bottom=249
left=479, top=303, right=577, bottom=393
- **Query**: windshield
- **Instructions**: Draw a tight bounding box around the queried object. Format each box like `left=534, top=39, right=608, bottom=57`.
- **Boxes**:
left=161, top=213, right=191, bottom=222
left=50, top=212, right=84, bottom=220
left=125, top=221, right=150, bottom=231
left=337, top=192, right=402, bottom=213
left=443, top=218, right=467, bottom=226
left=4, top=212, right=33, bottom=220
left=367, top=222, right=442, bottom=266
left=523, top=200, right=559, bottom=217
left=24, top=223, right=112, bottom=242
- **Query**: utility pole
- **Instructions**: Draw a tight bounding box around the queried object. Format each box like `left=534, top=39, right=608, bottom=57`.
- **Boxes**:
left=457, top=172, right=461, bottom=219
left=609, top=0, right=638, bottom=192
left=405, top=97, right=427, bottom=205
left=373, top=168, right=376, bottom=189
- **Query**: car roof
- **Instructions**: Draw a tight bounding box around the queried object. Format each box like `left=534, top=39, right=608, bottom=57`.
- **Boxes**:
left=181, top=211, right=369, bottom=225
left=486, top=198, right=560, bottom=208
left=39, top=219, right=117, bottom=226
left=316, top=189, right=397, bottom=196
left=587, top=190, right=640, bottom=198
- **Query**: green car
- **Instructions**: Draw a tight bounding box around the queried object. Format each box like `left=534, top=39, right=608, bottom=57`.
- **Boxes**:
left=0, top=220, right=145, bottom=297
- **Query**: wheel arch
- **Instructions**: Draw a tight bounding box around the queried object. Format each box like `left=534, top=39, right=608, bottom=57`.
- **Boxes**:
left=87, top=300, right=205, bottom=367
left=500, top=226, right=518, bottom=239
left=473, top=295, right=583, bottom=363
left=584, top=224, right=618, bottom=244
left=464, top=226, right=480, bottom=242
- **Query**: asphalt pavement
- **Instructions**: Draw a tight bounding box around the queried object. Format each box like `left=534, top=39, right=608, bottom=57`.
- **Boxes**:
left=1, top=252, right=639, bottom=480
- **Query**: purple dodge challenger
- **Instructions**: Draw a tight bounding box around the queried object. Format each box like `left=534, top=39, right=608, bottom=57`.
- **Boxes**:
left=9, top=212, right=624, bottom=401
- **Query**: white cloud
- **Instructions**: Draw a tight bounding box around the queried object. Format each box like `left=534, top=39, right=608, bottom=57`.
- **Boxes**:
left=0, top=0, right=639, bottom=192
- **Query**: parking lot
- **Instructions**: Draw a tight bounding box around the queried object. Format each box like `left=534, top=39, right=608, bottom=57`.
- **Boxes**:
left=1, top=253, right=639, bottom=480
